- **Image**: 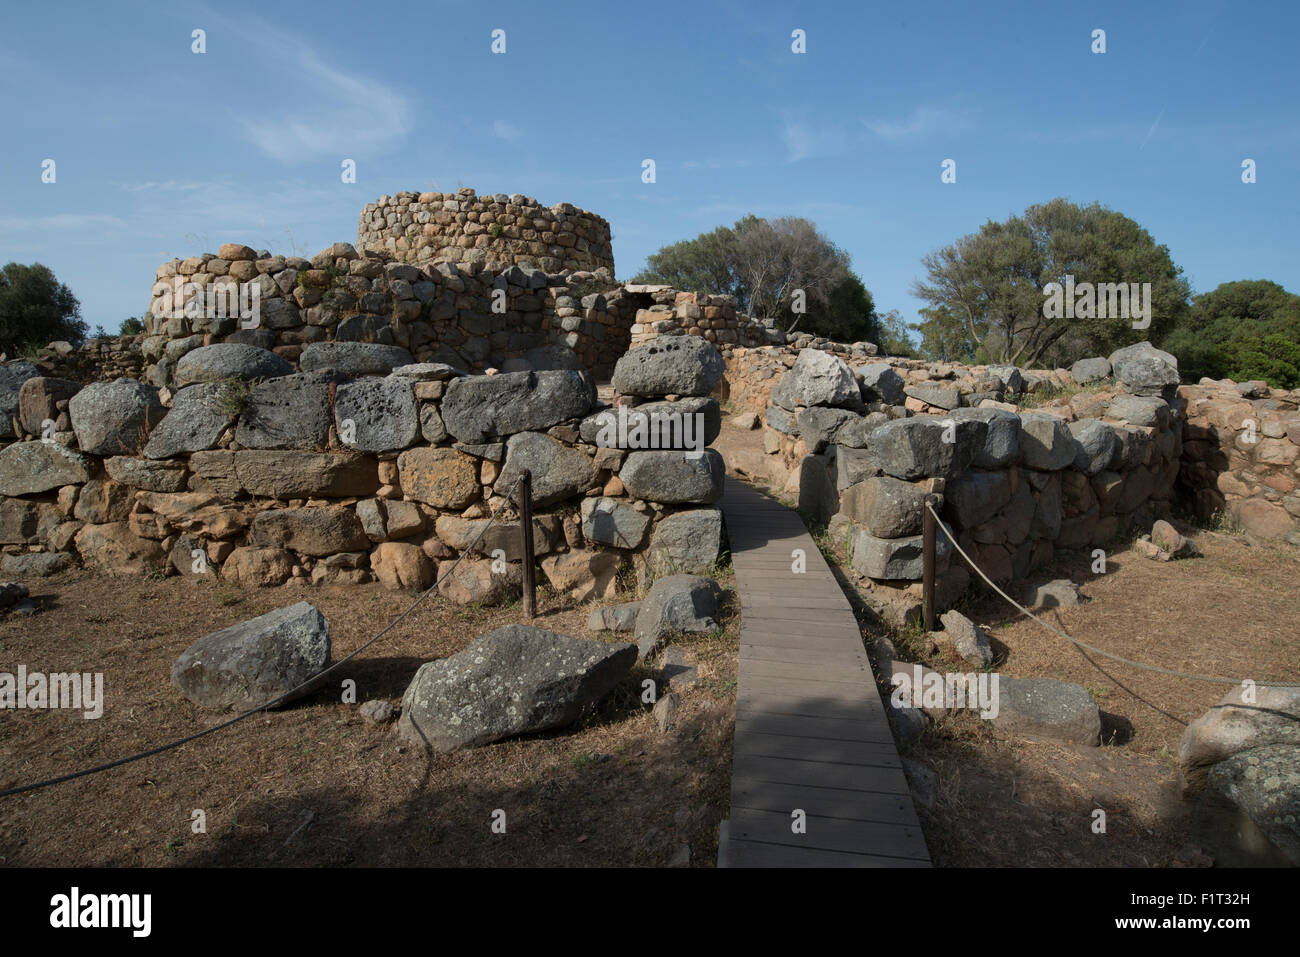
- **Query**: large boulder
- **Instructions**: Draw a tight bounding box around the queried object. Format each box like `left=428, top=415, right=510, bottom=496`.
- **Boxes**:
left=647, top=508, right=723, bottom=575
left=580, top=497, right=651, bottom=549
left=494, top=432, right=598, bottom=507
left=235, top=372, right=333, bottom=450
left=1105, top=394, right=1170, bottom=428
left=220, top=546, right=295, bottom=586
left=0, top=361, right=40, bottom=437
left=1068, top=418, right=1120, bottom=476
left=333, top=376, right=419, bottom=453
left=945, top=470, right=1012, bottom=529
left=796, top=407, right=858, bottom=453
left=441, top=370, right=595, bottom=443
left=0, top=441, right=94, bottom=496
left=1070, top=356, right=1111, bottom=384
left=1018, top=413, right=1076, bottom=470
left=1107, top=341, right=1180, bottom=397
left=989, top=677, right=1100, bottom=745
left=598, top=396, right=722, bottom=449
left=397, top=447, right=480, bottom=508
left=949, top=407, right=1020, bottom=468
left=770, top=349, right=862, bottom=410
left=397, top=624, right=637, bottom=751
left=251, top=507, right=369, bottom=556
left=17, top=376, right=80, bottom=435
left=839, top=475, right=931, bottom=538
left=436, top=558, right=521, bottom=605
left=1179, top=685, right=1300, bottom=792
left=175, top=343, right=292, bottom=385
left=370, top=542, right=434, bottom=590
left=850, top=525, right=952, bottom=580
left=0, top=499, right=45, bottom=544
left=856, top=363, right=905, bottom=405
left=298, top=342, right=414, bottom=377
left=190, top=450, right=379, bottom=499
left=904, top=383, right=961, bottom=410
left=611, top=337, right=725, bottom=398
left=74, top=522, right=167, bottom=575
left=143, top=382, right=238, bottom=458
left=69, top=379, right=165, bottom=455
left=862, top=416, right=983, bottom=480
left=540, top=549, right=621, bottom=602
left=634, top=574, right=721, bottom=658
left=619, top=449, right=725, bottom=504
left=1193, top=744, right=1300, bottom=866
left=171, top=602, right=330, bottom=711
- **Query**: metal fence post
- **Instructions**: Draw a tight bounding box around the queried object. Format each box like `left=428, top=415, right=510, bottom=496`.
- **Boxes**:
left=519, top=469, right=536, bottom=620
left=922, top=494, right=937, bottom=632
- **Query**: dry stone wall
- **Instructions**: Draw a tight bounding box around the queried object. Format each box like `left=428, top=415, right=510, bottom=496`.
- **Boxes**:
left=0, top=339, right=729, bottom=599
left=143, top=241, right=629, bottom=381
left=357, top=188, right=614, bottom=274
left=746, top=344, right=1189, bottom=624
left=1177, top=378, right=1300, bottom=543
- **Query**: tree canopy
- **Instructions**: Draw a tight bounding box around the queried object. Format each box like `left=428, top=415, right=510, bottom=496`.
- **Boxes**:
left=910, top=198, right=1190, bottom=366
left=0, top=262, right=85, bottom=353
left=1160, top=279, right=1300, bottom=386
left=634, top=215, right=882, bottom=343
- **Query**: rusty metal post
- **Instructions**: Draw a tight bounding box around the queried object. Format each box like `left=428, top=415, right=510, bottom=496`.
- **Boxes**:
left=922, top=494, right=937, bottom=632
left=519, top=469, right=536, bottom=620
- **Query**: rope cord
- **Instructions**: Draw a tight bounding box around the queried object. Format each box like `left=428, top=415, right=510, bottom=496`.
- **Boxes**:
left=0, top=475, right=527, bottom=798
left=924, top=502, right=1299, bottom=690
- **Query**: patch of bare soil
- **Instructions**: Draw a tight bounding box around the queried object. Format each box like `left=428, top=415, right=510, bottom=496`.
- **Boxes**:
left=906, top=528, right=1300, bottom=867
left=0, top=570, right=738, bottom=867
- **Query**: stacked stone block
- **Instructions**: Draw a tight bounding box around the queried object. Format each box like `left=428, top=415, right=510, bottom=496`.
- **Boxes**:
left=356, top=187, right=614, bottom=274
left=0, top=341, right=728, bottom=599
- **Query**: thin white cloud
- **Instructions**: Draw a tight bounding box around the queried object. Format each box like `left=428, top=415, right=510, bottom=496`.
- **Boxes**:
left=863, top=106, right=972, bottom=141
left=781, top=115, right=815, bottom=162
left=0, top=214, right=126, bottom=231
left=195, top=7, right=411, bottom=163
left=491, top=120, right=522, bottom=141
left=1139, top=108, right=1165, bottom=151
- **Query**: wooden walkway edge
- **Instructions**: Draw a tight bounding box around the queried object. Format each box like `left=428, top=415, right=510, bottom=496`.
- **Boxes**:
left=717, top=477, right=931, bottom=867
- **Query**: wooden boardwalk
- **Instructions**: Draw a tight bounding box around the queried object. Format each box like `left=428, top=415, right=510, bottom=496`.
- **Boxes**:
left=717, top=477, right=931, bottom=867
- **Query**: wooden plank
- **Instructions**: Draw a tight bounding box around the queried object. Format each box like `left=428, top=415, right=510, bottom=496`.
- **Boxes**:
left=739, top=643, right=869, bottom=665
left=734, top=732, right=903, bottom=768
left=727, top=807, right=930, bottom=861
left=728, top=753, right=912, bottom=793
left=721, top=838, right=930, bottom=868
left=734, top=710, right=893, bottom=743
left=730, top=779, right=921, bottom=825
left=738, top=657, right=873, bottom=684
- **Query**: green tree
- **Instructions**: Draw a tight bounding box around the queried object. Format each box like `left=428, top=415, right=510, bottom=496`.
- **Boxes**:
left=634, top=215, right=880, bottom=342
left=1160, top=280, right=1300, bottom=383
left=1220, top=334, right=1300, bottom=389
left=0, top=262, right=86, bottom=352
left=911, top=198, right=1190, bottom=366
left=120, top=317, right=145, bottom=336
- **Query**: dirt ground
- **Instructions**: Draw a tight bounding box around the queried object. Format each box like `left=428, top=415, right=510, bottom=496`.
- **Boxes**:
left=0, top=572, right=738, bottom=867
left=719, top=411, right=1300, bottom=867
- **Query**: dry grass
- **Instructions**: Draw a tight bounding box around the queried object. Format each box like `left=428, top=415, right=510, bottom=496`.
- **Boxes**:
left=896, top=525, right=1300, bottom=866
left=0, top=569, right=739, bottom=867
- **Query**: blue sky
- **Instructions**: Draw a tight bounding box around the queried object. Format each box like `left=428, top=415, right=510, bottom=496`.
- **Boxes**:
left=2, top=0, right=1296, bottom=337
